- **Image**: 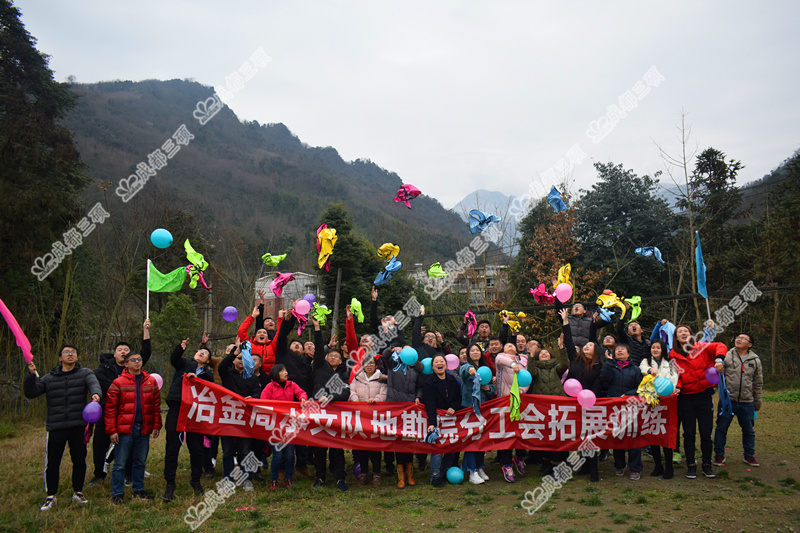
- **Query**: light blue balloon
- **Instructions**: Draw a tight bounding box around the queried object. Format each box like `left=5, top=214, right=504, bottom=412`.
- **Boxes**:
left=654, top=376, right=674, bottom=396
left=446, top=466, right=464, bottom=484
left=400, top=347, right=418, bottom=366
left=150, top=228, right=173, bottom=249
left=421, top=357, right=433, bottom=375
left=517, top=369, right=532, bottom=388
left=478, top=366, right=492, bottom=384
left=753, top=410, right=758, bottom=419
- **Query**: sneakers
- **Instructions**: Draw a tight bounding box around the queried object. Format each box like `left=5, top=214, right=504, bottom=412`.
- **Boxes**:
left=615, top=468, right=626, bottom=477
left=686, top=464, right=697, bottom=479
left=204, top=469, right=216, bottom=479
left=72, top=492, right=88, bottom=505
left=144, top=470, right=151, bottom=478
left=124, top=476, right=133, bottom=487
left=713, top=455, right=726, bottom=467
left=285, top=479, right=293, bottom=489
left=337, top=479, right=348, bottom=491
left=468, top=471, right=485, bottom=485
left=354, top=463, right=362, bottom=480
left=599, top=450, right=610, bottom=462
left=702, top=464, right=715, bottom=478
left=372, top=474, right=381, bottom=488
left=270, top=480, right=278, bottom=490
left=313, top=478, right=324, bottom=488
left=663, top=467, right=674, bottom=480
left=111, top=495, right=125, bottom=505
left=163, top=483, right=176, bottom=502
left=477, top=468, right=489, bottom=481
left=673, top=452, right=682, bottom=464
left=40, top=496, right=56, bottom=511
left=502, top=465, right=515, bottom=483
left=650, top=465, right=664, bottom=477
left=252, top=471, right=264, bottom=482
left=133, top=491, right=154, bottom=500
left=242, top=480, right=254, bottom=492
left=744, top=456, right=760, bottom=467
left=87, top=476, right=105, bottom=487
left=630, top=472, right=641, bottom=481
left=512, top=456, right=526, bottom=475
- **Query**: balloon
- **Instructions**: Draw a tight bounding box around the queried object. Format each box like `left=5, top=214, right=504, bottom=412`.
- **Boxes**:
left=295, top=299, right=311, bottom=315
left=517, top=369, right=532, bottom=388
left=564, top=378, right=583, bottom=397
left=446, top=466, right=464, bottom=484
left=421, top=357, right=433, bottom=374
left=705, top=367, right=720, bottom=385
left=555, top=282, right=573, bottom=303
left=150, top=228, right=173, bottom=249
left=577, top=389, right=596, bottom=408
left=151, top=373, right=164, bottom=390
left=82, top=402, right=103, bottom=423
left=302, top=293, right=316, bottom=305
left=445, top=354, right=459, bottom=370
left=477, top=366, right=493, bottom=384
left=654, top=376, right=674, bottom=396
left=222, top=306, right=238, bottom=322
left=400, top=347, right=418, bottom=366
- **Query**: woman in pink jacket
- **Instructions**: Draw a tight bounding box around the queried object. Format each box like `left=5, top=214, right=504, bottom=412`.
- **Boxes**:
left=349, top=356, right=387, bottom=487
left=260, top=364, right=308, bottom=489
left=494, top=343, right=529, bottom=482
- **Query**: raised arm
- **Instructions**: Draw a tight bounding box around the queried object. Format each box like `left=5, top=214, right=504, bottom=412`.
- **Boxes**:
left=559, top=309, right=578, bottom=363
left=141, top=319, right=152, bottom=365
left=171, top=339, right=188, bottom=370
left=369, top=286, right=379, bottom=334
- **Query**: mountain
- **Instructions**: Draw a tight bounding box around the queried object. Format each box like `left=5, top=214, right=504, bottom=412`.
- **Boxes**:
left=451, top=189, right=519, bottom=256
left=63, top=79, right=469, bottom=271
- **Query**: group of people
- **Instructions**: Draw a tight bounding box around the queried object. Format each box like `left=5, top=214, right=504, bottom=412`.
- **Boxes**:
left=24, top=288, right=763, bottom=511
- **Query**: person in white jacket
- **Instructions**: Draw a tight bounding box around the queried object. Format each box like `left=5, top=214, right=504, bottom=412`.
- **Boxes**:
left=639, top=340, right=678, bottom=479
left=494, top=344, right=529, bottom=482
left=349, top=357, right=387, bottom=487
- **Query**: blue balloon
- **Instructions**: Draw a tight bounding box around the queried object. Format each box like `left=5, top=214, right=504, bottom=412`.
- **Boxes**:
left=517, top=369, right=532, bottom=388
left=400, top=347, right=418, bottom=366
left=421, top=357, right=433, bottom=375
left=654, top=376, right=674, bottom=396
left=754, top=410, right=758, bottom=419
left=477, top=366, right=492, bottom=384
left=446, top=466, right=464, bottom=484
left=150, top=228, right=173, bottom=249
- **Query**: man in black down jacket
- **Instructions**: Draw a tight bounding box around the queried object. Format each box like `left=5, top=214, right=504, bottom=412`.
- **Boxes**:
left=568, top=303, right=594, bottom=349
left=25, top=345, right=102, bottom=511
left=89, top=320, right=151, bottom=485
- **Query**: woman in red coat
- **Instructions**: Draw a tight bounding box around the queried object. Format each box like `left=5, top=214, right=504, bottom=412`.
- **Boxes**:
left=669, top=323, right=727, bottom=480
left=260, top=364, right=308, bottom=489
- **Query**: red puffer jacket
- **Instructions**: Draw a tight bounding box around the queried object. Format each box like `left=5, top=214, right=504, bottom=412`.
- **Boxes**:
left=260, top=380, right=308, bottom=402
left=671, top=342, right=728, bottom=395
left=238, top=315, right=283, bottom=373
left=105, top=369, right=163, bottom=436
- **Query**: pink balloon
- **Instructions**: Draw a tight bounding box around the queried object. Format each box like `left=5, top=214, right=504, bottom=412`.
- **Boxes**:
left=555, top=283, right=573, bottom=303
left=151, top=373, right=164, bottom=390
left=445, top=354, right=459, bottom=370
left=577, top=389, right=596, bottom=408
left=295, top=299, right=311, bottom=315
left=564, top=378, right=583, bottom=397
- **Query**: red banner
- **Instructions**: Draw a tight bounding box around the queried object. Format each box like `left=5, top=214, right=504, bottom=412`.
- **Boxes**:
left=178, top=376, right=677, bottom=453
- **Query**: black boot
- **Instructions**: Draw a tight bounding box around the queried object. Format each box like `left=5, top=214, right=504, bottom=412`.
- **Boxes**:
left=651, top=447, right=664, bottom=477
left=162, top=482, right=176, bottom=502
left=662, top=448, right=674, bottom=479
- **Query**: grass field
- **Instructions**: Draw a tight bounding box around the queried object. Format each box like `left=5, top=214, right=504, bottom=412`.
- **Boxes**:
left=1, top=397, right=799, bottom=533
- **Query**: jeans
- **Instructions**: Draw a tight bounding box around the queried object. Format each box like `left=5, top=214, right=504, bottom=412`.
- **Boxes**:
left=430, top=453, right=457, bottom=483
left=613, top=448, right=643, bottom=473
left=112, top=423, right=149, bottom=497
left=461, top=451, right=485, bottom=473
left=222, top=436, right=253, bottom=481
left=714, top=401, right=756, bottom=457
left=92, top=422, right=132, bottom=480
left=271, top=444, right=295, bottom=482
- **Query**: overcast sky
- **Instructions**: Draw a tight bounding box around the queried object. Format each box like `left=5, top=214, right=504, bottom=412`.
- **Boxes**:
left=15, top=0, right=800, bottom=208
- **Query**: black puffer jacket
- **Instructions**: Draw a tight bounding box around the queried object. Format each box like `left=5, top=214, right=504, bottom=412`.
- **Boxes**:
left=384, top=358, right=424, bottom=402
left=166, top=344, right=215, bottom=403
left=24, top=364, right=102, bottom=431
left=218, top=347, right=262, bottom=398
left=94, top=339, right=152, bottom=402
left=597, top=359, right=642, bottom=398
left=569, top=315, right=594, bottom=348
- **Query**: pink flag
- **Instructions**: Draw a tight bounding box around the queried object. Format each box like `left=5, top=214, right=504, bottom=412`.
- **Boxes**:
left=0, top=298, right=33, bottom=363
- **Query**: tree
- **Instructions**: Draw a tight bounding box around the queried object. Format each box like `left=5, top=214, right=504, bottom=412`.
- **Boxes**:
left=576, top=162, right=674, bottom=297
left=150, top=293, right=201, bottom=379
left=0, top=1, right=90, bottom=315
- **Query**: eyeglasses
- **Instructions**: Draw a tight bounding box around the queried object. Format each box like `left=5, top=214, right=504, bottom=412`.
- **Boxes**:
left=736, top=336, right=752, bottom=342
left=127, top=357, right=143, bottom=363
left=62, top=350, right=78, bottom=356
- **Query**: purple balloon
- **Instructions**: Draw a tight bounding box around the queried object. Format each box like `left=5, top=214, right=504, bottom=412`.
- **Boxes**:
left=222, top=306, right=238, bottom=322
left=302, top=293, right=316, bottom=305
left=705, top=367, right=720, bottom=385
left=83, top=401, right=103, bottom=423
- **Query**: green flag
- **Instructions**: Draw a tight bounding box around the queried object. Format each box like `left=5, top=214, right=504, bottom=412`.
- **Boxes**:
left=148, top=262, right=186, bottom=292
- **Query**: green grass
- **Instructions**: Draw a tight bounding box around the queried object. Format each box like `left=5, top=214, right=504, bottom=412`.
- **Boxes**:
left=578, top=492, right=603, bottom=506
left=762, top=390, right=800, bottom=402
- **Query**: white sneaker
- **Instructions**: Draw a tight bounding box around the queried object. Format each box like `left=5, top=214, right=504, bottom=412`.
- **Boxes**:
left=40, top=496, right=56, bottom=511
left=144, top=470, right=151, bottom=478
left=477, top=468, right=489, bottom=481
left=469, top=471, right=485, bottom=484
left=242, top=480, right=254, bottom=492
left=72, top=492, right=88, bottom=505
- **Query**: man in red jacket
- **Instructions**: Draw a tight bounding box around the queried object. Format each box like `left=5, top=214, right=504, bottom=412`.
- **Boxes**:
left=105, top=351, right=162, bottom=504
